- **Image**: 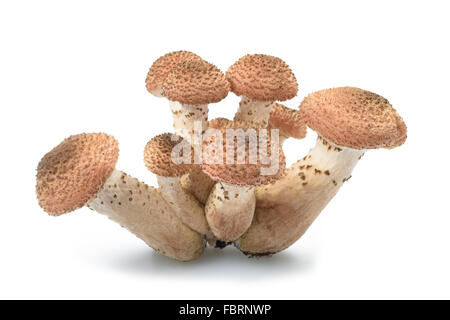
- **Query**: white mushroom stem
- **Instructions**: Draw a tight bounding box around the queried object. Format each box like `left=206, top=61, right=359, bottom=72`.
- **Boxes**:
left=87, top=170, right=205, bottom=261
left=205, top=182, right=256, bottom=242
left=157, top=175, right=209, bottom=235
left=234, top=96, right=274, bottom=127
left=237, top=136, right=365, bottom=254
left=170, top=101, right=208, bottom=144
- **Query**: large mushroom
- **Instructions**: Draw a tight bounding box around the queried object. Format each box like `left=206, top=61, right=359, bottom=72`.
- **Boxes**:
left=161, top=60, right=230, bottom=143
left=144, top=133, right=209, bottom=235
left=237, top=87, right=407, bottom=255
left=145, top=50, right=203, bottom=97
left=36, top=133, right=204, bottom=262
left=202, top=118, right=286, bottom=242
left=226, top=54, right=298, bottom=126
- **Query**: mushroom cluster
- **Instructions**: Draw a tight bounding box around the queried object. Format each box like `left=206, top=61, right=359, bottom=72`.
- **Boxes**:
left=35, top=51, right=407, bottom=262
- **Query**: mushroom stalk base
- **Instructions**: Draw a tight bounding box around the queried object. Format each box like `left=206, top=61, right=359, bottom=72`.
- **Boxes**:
left=87, top=169, right=205, bottom=261
left=169, top=101, right=208, bottom=143
left=237, top=136, right=365, bottom=254
left=234, top=96, right=274, bottom=127
left=205, top=182, right=256, bottom=242
left=157, top=175, right=209, bottom=234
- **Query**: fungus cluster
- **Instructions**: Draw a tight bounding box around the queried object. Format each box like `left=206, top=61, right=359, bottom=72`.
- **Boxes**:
left=36, top=51, right=407, bottom=262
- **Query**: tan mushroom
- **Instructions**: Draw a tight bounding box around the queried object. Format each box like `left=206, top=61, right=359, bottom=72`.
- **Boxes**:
left=226, top=54, right=298, bottom=126
left=162, top=60, right=230, bottom=143
left=145, top=50, right=203, bottom=97
left=202, top=118, right=286, bottom=242
left=237, top=87, right=407, bottom=255
left=269, top=103, right=307, bottom=144
left=146, top=53, right=223, bottom=213
left=144, top=133, right=209, bottom=235
left=36, top=133, right=204, bottom=262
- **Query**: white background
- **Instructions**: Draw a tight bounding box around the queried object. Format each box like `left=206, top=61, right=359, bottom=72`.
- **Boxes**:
left=0, top=0, right=448, bottom=299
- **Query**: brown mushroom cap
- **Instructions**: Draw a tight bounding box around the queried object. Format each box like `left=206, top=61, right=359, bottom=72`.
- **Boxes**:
left=226, top=54, right=298, bottom=102
left=145, top=51, right=203, bottom=95
left=144, top=133, right=193, bottom=177
left=161, top=60, right=230, bottom=105
left=201, top=118, right=286, bottom=186
left=36, top=133, right=119, bottom=216
left=300, top=87, right=407, bottom=149
left=269, top=103, right=307, bottom=139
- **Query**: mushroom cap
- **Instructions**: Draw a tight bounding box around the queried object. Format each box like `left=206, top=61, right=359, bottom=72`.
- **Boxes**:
left=144, top=133, right=192, bottom=177
left=269, top=103, right=307, bottom=139
left=36, top=133, right=119, bottom=216
left=300, top=87, right=407, bottom=149
left=145, top=51, right=203, bottom=96
left=226, top=54, right=298, bottom=102
left=201, top=118, right=286, bottom=186
left=161, top=60, right=230, bottom=105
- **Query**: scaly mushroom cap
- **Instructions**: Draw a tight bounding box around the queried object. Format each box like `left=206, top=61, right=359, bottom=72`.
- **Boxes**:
left=300, top=87, right=407, bottom=149
left=144, top=133, right=192, bottom=177
left=162, top=60, right=230, bottom=105
left=269, top=103, right=307, bottom=139
left=145, top=50, right=203, bottom=96
left=201, top=118, right=286, bottom=186
left=226, top=54, right=298, bottom=102
left=36, top=133, right=119, bottom=216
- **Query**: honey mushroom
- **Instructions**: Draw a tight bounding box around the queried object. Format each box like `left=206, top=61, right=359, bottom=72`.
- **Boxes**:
left=144, top=133, right=209, bottom=235
left=226, top=54, right=298, bottom=127
left=201, top=118, right=286, bottom=242
left=161, top=59, right=230, bottom=208
left=161, top=59, right=230, bottom=142
left=268, top=103, right=307, bottom=145
left=36, top=133, right=205, bottom=262
left=145, top=50, right=203, bottom=97
left=236, top=87, right=407, bottom=256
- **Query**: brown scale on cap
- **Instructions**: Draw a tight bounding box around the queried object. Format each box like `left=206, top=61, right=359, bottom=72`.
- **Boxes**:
left=144, top=133, right=192, bottom=177
left=202, top=118, right=286, bottom=186
left=162, top=60, right=230, bottom=105
left=226, top=54, right=298, bottom=101
left=36, top=133, right=119, bottom=216
left=300, top=87, right=407, bottom=149
left=145, top=51, right=203, bottom=96
left=269, top=103, right=307, bottom=140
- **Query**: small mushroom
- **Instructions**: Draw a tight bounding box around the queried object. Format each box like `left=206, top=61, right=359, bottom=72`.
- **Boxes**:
left=201, top=118, right=286, bottom=242
left=162, top=60, right=230, bottom=143
left=145, top=50, right=203, bottom=97
left=237, top=87, right=407, bottom=255
left=146, top=53, right=223, bottom=210
left=226, top=54, right=298, bottom=126
left=36, top=133, right=204, bottom=262
left=268, top=103, right=307, bottom=144
left=144, top=133, right=209, bottom=235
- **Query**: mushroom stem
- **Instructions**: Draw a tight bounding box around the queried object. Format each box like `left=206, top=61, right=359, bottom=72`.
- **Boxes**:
left=157, top=175, right=209, bottom=235
left=169, top=101, right=208, bottom=143
left=237, top=136, right=365, bottom=255
left=205, top=182, right=256, bottom=242
left=180, top=166, right=216, bottom=205
left=87, top=169, right=205, bottom=261
left=234, top=96, right=274, bottom=126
